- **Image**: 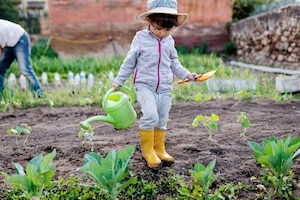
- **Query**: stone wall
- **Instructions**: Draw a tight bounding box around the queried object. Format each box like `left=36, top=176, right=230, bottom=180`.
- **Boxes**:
left=231, top=3, right=300, bottom=70
left=48, top=0, right=232, bottom=58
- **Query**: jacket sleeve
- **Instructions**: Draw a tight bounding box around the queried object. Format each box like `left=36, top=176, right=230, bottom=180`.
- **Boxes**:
left=169, top=38, right=191, bottom=80
left=114, top=34, right=140, bottom=86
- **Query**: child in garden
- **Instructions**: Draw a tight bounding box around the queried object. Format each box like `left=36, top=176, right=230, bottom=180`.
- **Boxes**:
left=0, top=19, right=43, bottom=98
left=112, top=0, right=197, bottom=168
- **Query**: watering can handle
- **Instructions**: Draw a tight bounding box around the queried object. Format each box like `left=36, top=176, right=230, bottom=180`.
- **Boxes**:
left=102, top=86, right=135, bottom=107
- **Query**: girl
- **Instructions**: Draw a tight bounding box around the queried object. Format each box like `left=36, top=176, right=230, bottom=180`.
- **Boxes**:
left=113, top=0, right=197, bottom=168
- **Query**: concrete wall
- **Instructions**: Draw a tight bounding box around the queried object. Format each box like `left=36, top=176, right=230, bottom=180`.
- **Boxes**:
left=48, top=0, right=232, bottom=57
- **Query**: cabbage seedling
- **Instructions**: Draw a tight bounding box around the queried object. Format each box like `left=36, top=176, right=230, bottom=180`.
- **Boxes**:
left=1, top=149, right=56, bottom=199
left=190, top=159, right=218, bottom=195
left=248, top=135, right=300, bottom=196
left=179, top=159, right=218, bottom=198
left=77, top=145, right=137, bottom=200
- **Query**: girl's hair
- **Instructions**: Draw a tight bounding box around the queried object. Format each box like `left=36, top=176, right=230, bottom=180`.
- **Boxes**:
left=147, top=13, right=179, bottom=28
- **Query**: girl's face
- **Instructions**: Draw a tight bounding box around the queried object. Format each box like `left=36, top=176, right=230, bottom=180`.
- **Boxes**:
left=149, top=22, right=173, bottom=39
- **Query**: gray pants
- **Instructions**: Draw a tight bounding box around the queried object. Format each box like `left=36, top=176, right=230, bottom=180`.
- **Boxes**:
left=135, top=84, right=172, bottom=130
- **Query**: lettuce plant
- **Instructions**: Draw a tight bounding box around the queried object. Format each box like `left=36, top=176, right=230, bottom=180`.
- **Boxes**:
left=77, top=145, right=137, bottom=200
left=1, top=149, right=56, bottom=199
left=248, top=135, right=300, bottom=196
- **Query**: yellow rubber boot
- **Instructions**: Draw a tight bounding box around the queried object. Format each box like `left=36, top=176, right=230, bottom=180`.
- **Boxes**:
left=154, top=129, right=174, bottom=162
left=139, top=129, right=161, bottom=168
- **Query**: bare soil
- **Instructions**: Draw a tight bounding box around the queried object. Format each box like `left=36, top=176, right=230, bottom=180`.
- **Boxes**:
left=0, top=99, right=300, bottom=199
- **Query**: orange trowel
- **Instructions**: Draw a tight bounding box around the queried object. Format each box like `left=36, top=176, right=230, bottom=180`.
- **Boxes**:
left=178, top=69, right=217, bottom=84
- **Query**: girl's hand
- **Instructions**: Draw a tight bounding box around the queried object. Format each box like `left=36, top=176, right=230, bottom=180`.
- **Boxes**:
left=187, top=73, right=199, bottom=81
left=112, top=82, right=120, bottom=90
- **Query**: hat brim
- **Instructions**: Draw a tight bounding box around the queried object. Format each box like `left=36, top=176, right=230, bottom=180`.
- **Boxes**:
left=138, top=7, right=188, bottom=25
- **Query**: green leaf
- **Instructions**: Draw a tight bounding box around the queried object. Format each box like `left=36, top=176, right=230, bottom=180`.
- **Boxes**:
left=192, top=119, right=199, bottom=127
left=26, top=154, right=43, bottom=182
left=289, top=137, right=300, bottom=147
left=208, top=122, right=218, bottom=131
left=77, top=162, right=104, bottom=186
left=210, top=113, right=219, bottom=121
left=78, top=129, right=85, bottom=138
left=241, top=119, right=250, bottom=128
left=120, top=176, right=137, bottom=190
left=32, top=171, right=55, bottom=187
left=40, top=149, right=56, bottom=171
left=193, top=163, right=205, bottom=172
left=248, top=141, right=262, bottom=152
left=13, top=163, right=26, bottom=176
left=5, top=175, right=31, bottom=192
left=77, top=145, right=136, bottom=199
left=195, top=115, right=204, bottom=121
left=263, top=142, right=275, bottom=156
left=292, top=148, right=300, bottom=161
left=83, top=152, right=103, bottom=164
left=258, top=155, right=278, bottom=175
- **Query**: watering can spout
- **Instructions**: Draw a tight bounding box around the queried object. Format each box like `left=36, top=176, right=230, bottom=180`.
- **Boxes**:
left=80, top=115, right=114, bottom=130
left=79, top=86, right=137, bottom=130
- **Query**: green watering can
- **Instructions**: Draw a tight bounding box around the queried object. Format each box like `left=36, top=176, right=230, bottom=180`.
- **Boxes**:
left=80, top=86, right=137, bottom=130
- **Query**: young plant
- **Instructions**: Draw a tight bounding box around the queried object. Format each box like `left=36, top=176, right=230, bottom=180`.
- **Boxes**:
left=7, top=123, right=31, bottom=147
left=194, top=92, right=212, bottom=104
left=178, top=159, right=219, bottom=199
left=236, top=112, right=251, bottom=137
left=192, top=113, right=219, bottom=139
left=78, top=125, right=95, bottom=151
left=77, top=145, right=137, bottom=200
left=1, top=149, right=57, bottom=199
left=190, top=159, right=218, bottom=196
left=248, top=135, right=300, bottom=197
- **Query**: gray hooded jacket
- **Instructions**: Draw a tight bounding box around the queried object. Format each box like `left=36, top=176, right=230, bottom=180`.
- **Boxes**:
left=114, top=26, right=191, bottom=93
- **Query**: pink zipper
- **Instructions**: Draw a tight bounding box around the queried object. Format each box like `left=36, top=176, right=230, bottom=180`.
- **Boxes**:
left=155, top=39, right=161, bottom=92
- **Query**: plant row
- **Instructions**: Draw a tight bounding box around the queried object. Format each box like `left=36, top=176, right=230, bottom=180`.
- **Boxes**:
left=1, top=123, right=300, bottom=200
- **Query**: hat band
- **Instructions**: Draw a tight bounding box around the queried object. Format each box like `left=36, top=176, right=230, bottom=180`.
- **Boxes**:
left=147, top=7, right=178, bottom=15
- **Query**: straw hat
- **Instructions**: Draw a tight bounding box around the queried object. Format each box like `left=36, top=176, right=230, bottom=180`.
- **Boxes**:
left=138, top=0, right=188, bottom=26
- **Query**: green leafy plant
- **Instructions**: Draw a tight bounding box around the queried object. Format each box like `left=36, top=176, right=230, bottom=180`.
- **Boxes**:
left=178, top=159, right=219, bottom=199
left=1, top=149, right=57, bottom=199
left=7, top=123, right=31, bottom=147
left=42, top=175, right=103, bottom=200
left=190, top=159, right=218, bottom=196
left=236, top=112, right=251, bottom=136
left=248, top=135, right=300, bottom=197
left=77, top=145, right=137, bottom=200
left=192, top=113, right=219, bottom=139
left=194, top=92, right=212, bottom=104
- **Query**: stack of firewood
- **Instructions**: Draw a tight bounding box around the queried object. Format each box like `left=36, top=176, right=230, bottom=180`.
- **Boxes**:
left=231, top=4, right=300, bottom=65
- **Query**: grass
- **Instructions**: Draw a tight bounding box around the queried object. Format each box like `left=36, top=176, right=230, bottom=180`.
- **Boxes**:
left=1, top=53, right=299, bottom=111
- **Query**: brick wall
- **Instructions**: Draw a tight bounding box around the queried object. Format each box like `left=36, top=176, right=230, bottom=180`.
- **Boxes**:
left=48, top=0, right=232, bottom=57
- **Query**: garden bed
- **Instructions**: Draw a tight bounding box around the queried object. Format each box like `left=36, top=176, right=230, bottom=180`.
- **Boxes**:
left=0, top=99, right=300, bottom=199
